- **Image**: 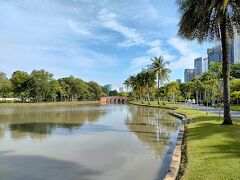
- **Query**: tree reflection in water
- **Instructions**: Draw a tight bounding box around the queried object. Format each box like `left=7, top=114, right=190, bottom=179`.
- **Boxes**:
left=125, top=105, right=181, bottom=158
left=0, top=105, right=107, bottom=140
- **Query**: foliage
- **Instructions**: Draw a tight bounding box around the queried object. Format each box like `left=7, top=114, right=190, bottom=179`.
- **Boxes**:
left=230, top=64, right=240, bottom=78
left=109, top=90, right=118, bottom=96
left=166, top=81, right=179, bottom=103
left=147, top=56, right=171, bottom=104
left=177, top=0, right=240, bottom=124
left=0, top=72, right=13, bottom=98
left=0, top=70, right=106, bottom=102
left=230, top=79, right=240, bottom=92
left=125, top=57, right=170, bottom=104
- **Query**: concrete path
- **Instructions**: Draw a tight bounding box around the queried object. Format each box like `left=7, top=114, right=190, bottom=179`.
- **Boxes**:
left=179, top=103, right=240, bottom=120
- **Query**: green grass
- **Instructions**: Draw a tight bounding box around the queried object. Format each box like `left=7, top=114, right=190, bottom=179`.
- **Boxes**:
left=130, top=100, right=240, bottom=180
left=231, top=105, right=240, bottom=111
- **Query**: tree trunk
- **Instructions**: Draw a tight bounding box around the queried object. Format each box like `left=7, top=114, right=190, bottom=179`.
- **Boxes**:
left=196, top=92, right=199, bottom=112
left=157, top=73, right=160, bottom=105
left=147, top=91, right=151, bottom=106
left=220, top=15, right=232, bottom=125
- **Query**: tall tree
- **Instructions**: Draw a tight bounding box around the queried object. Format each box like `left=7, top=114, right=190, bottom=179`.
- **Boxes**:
left=11, top=71, right=30, bottom=99
left=28, top=70, right=53, bottom=102
left=166, top=81, right=179, bottom=104
left=141, top=69, right=156, bottom=105
left=177, top=0, right=240, bottom=124
left=192, top=78, right=203, bottom=105
left=148, top=56, right=171, bottom=105
left=0, top=72, right=13, bottom=98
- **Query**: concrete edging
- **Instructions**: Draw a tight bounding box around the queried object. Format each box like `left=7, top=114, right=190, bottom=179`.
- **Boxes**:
left=164, top=112, right=186, bottom=180
left=128, top=102, right=186, bottom=180
left=128, top=102, right=178, bottom=110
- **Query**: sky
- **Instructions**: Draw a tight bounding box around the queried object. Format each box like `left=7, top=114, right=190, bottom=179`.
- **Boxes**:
left=0, top=0, right=218, bottom=88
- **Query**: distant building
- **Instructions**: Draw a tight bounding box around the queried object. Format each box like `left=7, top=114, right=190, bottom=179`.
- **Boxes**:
left=176, top=79, right=182, bottom=84
left=119, top=87, right=124, bottom=93
left=184, top=69, right=195, bottom=82
left=207, top=31, right=240, bottom=64
left=104, top=84, right=112, bottom=91
left=230, top=30, right=240, bottom=64
left=194, top=57, right=208, bottom=76
left=207, top=45, right=222, bottom=64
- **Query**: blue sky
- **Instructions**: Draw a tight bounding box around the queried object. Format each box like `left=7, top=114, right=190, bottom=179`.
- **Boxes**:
left=0, top=0, right=218, bottom=88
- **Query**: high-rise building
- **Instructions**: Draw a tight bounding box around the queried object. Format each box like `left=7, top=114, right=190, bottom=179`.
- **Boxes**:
left=194, top=57, right=208, bottom=76
left=119, top=87, right=124, bottom=93
left=207, top=31, right=240, bottom=64
left=184, top=69, right=195, bottom=82
left=104, top=84, right=112, bottom=92
left=176, top=79, right=182, bottom=84
left=207, top=45, right=222, bottom=64
left=230, top=30, right=240, bottom=64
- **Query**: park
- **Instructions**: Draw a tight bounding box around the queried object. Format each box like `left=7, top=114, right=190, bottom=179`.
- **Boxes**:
left=0, top=0, right=240, bottom=180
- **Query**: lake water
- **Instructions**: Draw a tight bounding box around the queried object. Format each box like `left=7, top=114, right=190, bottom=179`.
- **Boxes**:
left=0, top=104, right=181, bottom=180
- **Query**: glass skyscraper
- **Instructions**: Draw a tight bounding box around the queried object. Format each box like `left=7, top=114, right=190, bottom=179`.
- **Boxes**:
left=184, top=69, right=195, bottom=82
left=207, top=31, right=240, bottom=64
left=194, top=57, right=208, bottom=76
left=230, top=30, right=240, bottom=64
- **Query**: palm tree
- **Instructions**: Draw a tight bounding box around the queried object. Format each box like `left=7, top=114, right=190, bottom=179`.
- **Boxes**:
left=140, top=69, right=156, bottom=105
left=192, top=78, right=203, bottom=105
left=167, top=81, right=179, bottom=104
left=177, top=0, right=240, bottom=125
left=200, top=72, right=219, bottom=115
left=148, top=56, right=171, bottom=105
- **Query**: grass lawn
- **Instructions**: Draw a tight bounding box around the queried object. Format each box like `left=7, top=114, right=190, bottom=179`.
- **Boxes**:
left=231, top=105, right=240, bottom=111
left=130, top=101, right=240, bottom=180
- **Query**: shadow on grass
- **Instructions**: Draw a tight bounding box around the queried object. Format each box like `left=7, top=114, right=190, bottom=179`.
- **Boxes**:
left=187, top=115, right=240, bottom=159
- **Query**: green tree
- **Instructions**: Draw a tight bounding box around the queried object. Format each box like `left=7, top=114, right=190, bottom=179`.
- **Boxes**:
left=109, top=90, right=118, bottom=96
left=177, top=0, right=240, bottom=124
left=230, top=64, right=240, bottom=78
left=0, top=72, right=13, bottom=98
left=141, top=69, right=156, bottom=105
left=231, top=91, right=240, bottom=104
left=192, top=78, right=203, bottom=105
left=148, top=56, right=171, bottom=105
left=230, top=79, right=240, bottom=92
left=166, top=81, right=179, bottom=104
left=87, top=81, right=103, bottom=100
left=209, top=62, right=222, bottom=79
left=47, top=80, right=63, bottom=102
left=11, top=71, right=30, bottom=99
left=28, top=70, right=53, bottom=102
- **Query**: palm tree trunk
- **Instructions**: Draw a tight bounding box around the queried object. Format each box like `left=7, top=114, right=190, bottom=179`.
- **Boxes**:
left=157, top=74, right=160, bottom=105
left=220, top=14, right=232, bottom=125
left=147, top=91, right=151, bottom=106
left=196, top=92, right=199, bottom=112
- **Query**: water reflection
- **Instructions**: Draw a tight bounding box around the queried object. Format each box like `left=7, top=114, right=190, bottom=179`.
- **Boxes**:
left=0, top=104, right=180, bottom=180
left=0, top=105, right=107, bottom=140
left=125, top=105, right=180, bottom=158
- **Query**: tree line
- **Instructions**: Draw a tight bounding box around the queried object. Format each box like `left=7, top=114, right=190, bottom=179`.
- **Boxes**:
left=0, top=70, right=118, bottom=102
left=125, top=57, right=240, bottom=114
left=176, top=0, right=240, bottom=125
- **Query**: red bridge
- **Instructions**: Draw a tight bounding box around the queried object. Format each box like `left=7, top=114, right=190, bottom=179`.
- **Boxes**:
left=100, top=96, right=128, bottom=104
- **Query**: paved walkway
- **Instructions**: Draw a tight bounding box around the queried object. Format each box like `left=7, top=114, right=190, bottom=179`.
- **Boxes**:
left=179, top=103, right=240, bottom=120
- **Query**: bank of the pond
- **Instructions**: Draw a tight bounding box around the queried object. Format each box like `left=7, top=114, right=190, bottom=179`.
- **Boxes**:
left=231, top=105, right=240, bottom=111
left=130, top=101, right=240, bottom=180
left=0, top=101, right=100, bottom=106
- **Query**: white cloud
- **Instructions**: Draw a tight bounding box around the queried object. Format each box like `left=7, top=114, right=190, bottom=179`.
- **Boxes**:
left=67, top=19, right=92, bottom=36
left=147, top=40, right=176, bottom=61
left=98, top=9, right=145, bottom=47
left=168, top=38, right=201, bottom=70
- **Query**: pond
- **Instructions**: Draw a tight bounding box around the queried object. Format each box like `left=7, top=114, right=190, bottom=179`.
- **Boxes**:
left=0, top=104, right=181, bottom=180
